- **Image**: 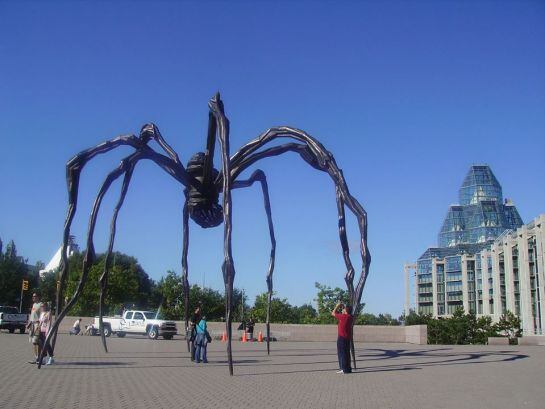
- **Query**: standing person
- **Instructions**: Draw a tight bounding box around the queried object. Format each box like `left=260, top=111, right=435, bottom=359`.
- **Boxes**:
left=39, top=304, right=54, bottom=365
left=331, top=302, right=353, bottom=374
left=189, top=305, right=202, bottom=362
left=26, top=293, right=42, bottom=364
left=194, top=315, right=209, bottom=364
left=246, top=316, right=255, bottom=341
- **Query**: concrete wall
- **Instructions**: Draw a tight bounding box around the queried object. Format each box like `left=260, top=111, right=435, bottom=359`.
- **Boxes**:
left=518, top=336, right=545, bottom=346
left=487, top=337, right=510, bottom=345
left=62, top=317, right=428, bottom=345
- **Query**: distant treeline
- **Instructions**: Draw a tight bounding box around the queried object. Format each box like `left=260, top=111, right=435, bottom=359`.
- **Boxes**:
left=0, top=239, right=400, bottom=325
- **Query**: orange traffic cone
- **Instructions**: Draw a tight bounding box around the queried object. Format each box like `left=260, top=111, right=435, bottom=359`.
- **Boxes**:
left=258, top=331, right=263, bottom=343
left=241, top=332, right=247, bottom=343
left=221, top=331, right=227, bottom=342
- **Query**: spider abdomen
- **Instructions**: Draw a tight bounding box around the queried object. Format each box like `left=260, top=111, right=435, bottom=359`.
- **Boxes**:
left=185, top=152, right=223, bottom=228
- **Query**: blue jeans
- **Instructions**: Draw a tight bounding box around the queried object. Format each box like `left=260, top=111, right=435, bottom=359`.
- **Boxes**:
left=194, top=333, right=208, bottom=363
left=337, top=336, right=351, bottom=373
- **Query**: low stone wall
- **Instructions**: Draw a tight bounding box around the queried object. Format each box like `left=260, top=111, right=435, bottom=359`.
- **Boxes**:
left=62, top=317, right=427, bottom=344
left=487, top=337, right=510, bottom=345
left=518, top=335, right=545, bottom=346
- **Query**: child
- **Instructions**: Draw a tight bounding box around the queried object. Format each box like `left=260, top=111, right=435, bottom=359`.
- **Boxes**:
left=39, top=303, right=54, bottom=365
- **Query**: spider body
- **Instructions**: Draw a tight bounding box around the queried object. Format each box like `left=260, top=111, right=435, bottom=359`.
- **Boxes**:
left=185, top=152, right=223, bottom=228
left=39, top=93, right=370, bottom=376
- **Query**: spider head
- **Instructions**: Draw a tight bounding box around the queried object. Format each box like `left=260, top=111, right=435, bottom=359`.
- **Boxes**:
left=187, top=152, right=206, bottom=174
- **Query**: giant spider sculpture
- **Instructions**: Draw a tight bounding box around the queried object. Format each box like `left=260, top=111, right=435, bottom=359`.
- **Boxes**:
left=39, top=93, right=370, bottom=375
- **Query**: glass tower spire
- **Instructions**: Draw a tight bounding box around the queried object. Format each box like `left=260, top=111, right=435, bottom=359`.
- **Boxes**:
left=438, top=165, right=523, bottom=247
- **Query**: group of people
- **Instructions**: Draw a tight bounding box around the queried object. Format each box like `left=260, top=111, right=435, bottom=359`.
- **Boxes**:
left=69, top=318, right=96, bottom=336
left=26, top=292, right=54, bottom=365
left=188, top=304, right=210, bottom=363
left=24, top=293, right=353, bottom=373
left=186, top=302, right=353, bottom=374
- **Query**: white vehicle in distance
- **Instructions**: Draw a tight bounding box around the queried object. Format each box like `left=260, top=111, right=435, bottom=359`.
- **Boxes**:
left=94, top=310, right=177, bottom=340
left=0, top=306, right=28, bottom=334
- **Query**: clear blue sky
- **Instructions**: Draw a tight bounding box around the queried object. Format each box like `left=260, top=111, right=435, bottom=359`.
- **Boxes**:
left=1, top=1, right=544, bottom=316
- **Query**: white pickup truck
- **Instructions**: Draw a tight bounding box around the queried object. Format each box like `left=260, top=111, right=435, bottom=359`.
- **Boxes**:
left=94, top=310, right=177, bottom=340
left=0, top=306, right=28, bottom=334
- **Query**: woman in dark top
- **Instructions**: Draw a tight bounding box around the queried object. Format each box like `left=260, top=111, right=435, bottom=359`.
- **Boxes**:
left=189, top=306, right=202, bottom=362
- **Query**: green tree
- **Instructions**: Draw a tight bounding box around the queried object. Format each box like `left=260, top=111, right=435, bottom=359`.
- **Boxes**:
left=154, top=270, right=183, bottom=320
left=472, top=315, right=497, bottom=344
left=494, top=311, right=522, bottom=341
left=252, top=292, right=297, bottom=323
left=0, top=239, right=34, bottom=309
left=191, top=285, right=226, bottom=321
left=293, top=303, right=318, bottom=324
left=314, top=282, right=350, bottom=324
left=400, top=309, right=432, bottom=326
left=5, top=240, right=17, bottom=260
left=424, top=309, right=499, bottom=345
left=38, top=270, right=59, bottom=308
left=64, top=252, right=156, bottom=316
left=356, top=312, right=401, bottom=325
left=446, top=308, right=471, bottom=344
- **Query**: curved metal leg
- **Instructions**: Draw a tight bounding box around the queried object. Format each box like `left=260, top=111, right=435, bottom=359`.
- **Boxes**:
left=48, top=130, right=194, bottom=354
left=40, top=146, right=194, bottom=369
left=39, top=151, right=144, bottom=368
left=233, top=169, right=276, bottom=355
left=335, top=187, right=356, bottom=370
left=223, top=131, right=371, bottom=315
left=99, top=164, right=135, bottom=353
left=181, top=204, right=191, bottom=353
left=51, top=135, right=140, bottom=352
left=209, top=93, right=236, bottom=375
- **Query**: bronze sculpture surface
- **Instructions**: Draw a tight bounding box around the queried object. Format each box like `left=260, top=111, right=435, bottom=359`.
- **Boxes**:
left=39, top=93, right=370, bottom=375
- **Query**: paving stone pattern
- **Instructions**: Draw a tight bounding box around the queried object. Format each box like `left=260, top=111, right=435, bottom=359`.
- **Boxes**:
left=0, top=332, right=544, bottom=409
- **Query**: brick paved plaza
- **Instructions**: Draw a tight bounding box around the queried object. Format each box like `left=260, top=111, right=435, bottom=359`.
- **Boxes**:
left=1, top=331, right=544, bottom=409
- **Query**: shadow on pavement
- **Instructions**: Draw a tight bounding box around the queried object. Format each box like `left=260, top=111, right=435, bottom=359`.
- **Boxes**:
left=49, top=347, right=529, bottom=375
left=55, top=361, right=133, bottom=366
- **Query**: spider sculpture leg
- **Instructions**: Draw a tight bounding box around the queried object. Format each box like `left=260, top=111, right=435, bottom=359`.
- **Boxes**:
left=335, top=186, right=357, bottom=369
left=39, top=130, right=198, bottom=369
left=50, top=135, right=140, bottom=352
left=226, top=128, right=371, bottom=305
left=209, top=93, right=237, bottom=376
left=232, top=169, right=276, bottom=355
left=181, top=203, right=190, bottom=352
left=99, top=164, right=136, bottom=353
left=99, top=130, right=183, bottom=352
left=181, top=102, right=219, bottom=355
left=39, top=151, right=142, bottom=368
left=49, top=125, right=183, bottom=351
left=224, top=128, right=370, bottom=369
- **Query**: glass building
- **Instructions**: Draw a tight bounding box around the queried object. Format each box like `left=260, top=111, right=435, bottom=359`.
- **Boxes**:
left=438, top=165, right=523, bottom=247
left=405, top=165, right=545, bottom=335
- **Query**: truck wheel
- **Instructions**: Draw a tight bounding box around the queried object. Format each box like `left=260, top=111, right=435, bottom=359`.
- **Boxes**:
left=116, top=332, right=126, bottom=338
left=8, top=327, right=14, bottom=334
left=102, top=325, right=112, bottom=337
left=19, top=327, right=25, bottom=334
left=147, top=326, right=158, bottom=340
left=163, top=334, right=173, bottom=340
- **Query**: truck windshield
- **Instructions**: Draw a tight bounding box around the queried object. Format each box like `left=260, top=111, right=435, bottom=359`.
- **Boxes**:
left=0, top=307, right=19, bottom=313
left=143, top=312, right=157, bottom=320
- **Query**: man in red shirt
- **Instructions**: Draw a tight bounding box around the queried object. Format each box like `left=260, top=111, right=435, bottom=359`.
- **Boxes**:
left=331, top=301, right=353, bottom=374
